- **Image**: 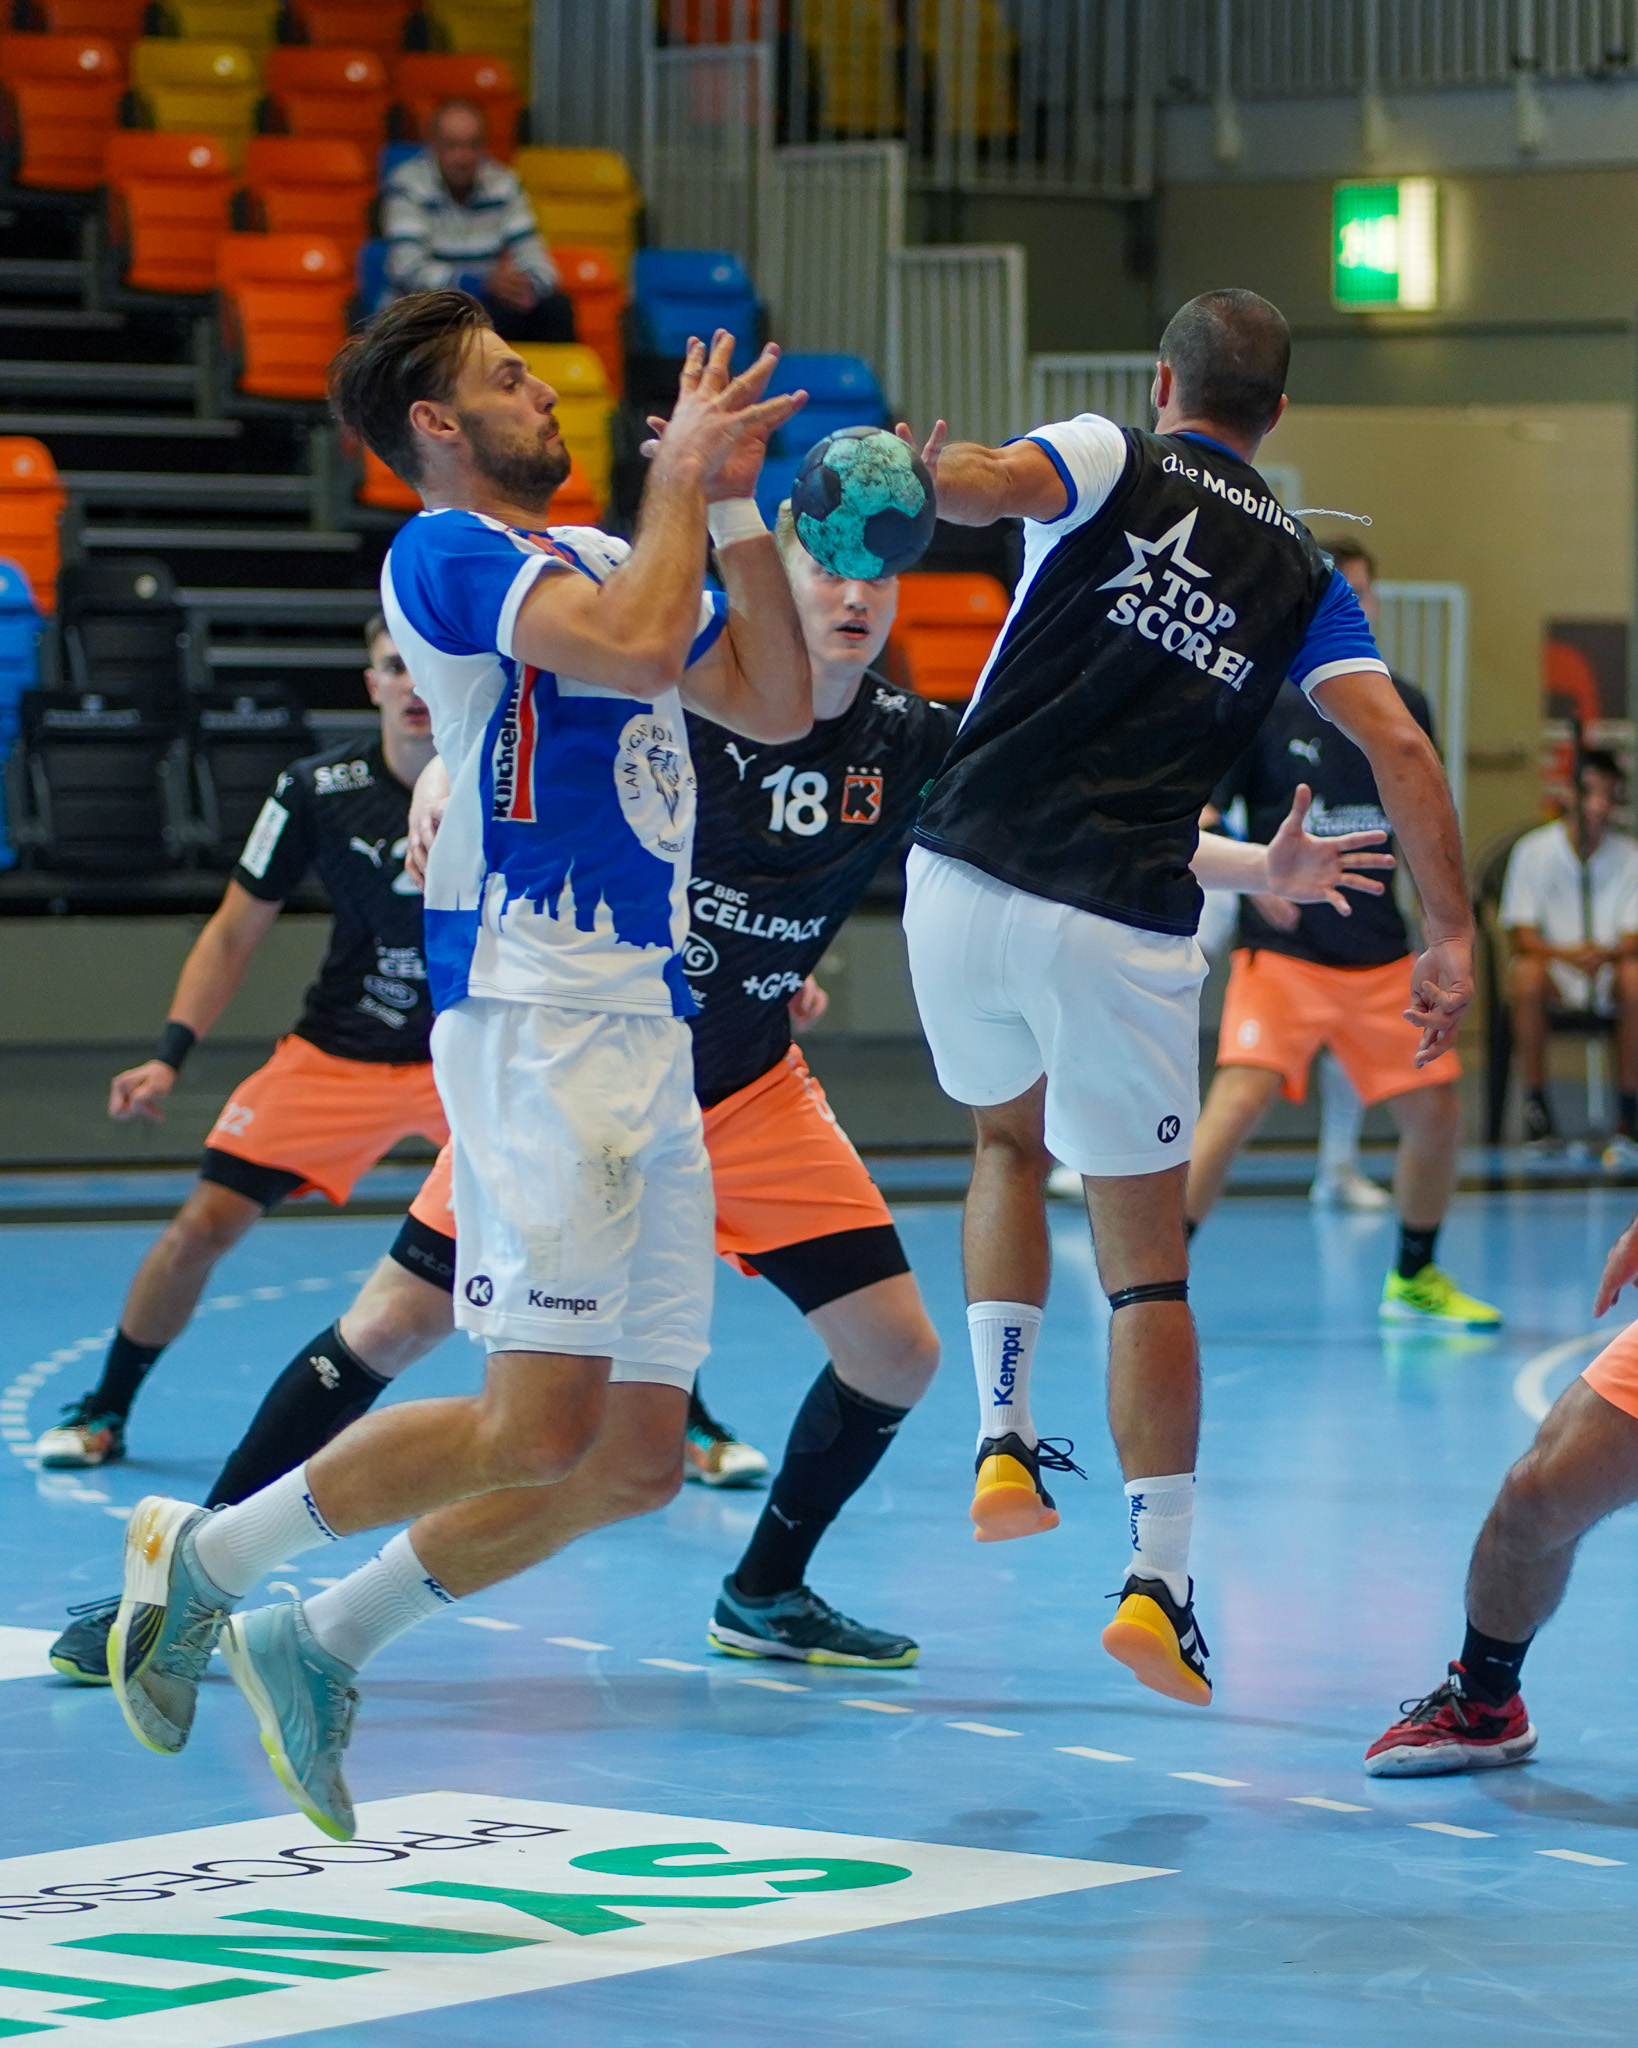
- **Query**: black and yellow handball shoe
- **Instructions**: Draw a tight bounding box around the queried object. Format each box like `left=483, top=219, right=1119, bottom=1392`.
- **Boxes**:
left=970, top=1432, right=1084, bottom=1544
left=1101, top=1573, right=1212, bottom=1706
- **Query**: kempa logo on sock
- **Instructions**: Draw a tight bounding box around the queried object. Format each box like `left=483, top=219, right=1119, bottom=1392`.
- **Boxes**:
left=301, top=1488, right=339, bottom=1540
left=994, top=1325, right=1024, bottom=1411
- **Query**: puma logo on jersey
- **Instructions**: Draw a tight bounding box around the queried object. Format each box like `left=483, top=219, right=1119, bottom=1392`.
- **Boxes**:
left=724, top=742, right=758, bottom=780
left=350, top=836, right=387, bottom=867
left=1288, top=737, right=1321, bottom=764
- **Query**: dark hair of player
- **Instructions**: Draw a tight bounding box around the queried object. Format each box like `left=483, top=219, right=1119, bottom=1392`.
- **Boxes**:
left=329, top=289, right=491, bottom=486
left=1158, top=288, right=1291, bottom=439
left=364, top=611, right=388, bottom=648
left=1322, top=534, right=1378, bottom=583
left=1580, top=747, right=1625, bottom=790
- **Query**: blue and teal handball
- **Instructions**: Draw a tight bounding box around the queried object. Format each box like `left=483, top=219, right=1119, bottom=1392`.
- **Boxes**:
left=790, top=426, right=937, bottom=579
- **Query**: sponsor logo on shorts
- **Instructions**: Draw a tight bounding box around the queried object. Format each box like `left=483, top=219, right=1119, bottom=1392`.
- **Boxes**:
left=465, top=1275, right=494, bottom=1307
left=993, top=1324, right=1024, bottom=1409
left=1236, top=1020, right=1261, bottom=1049
left=528, top=1291, right=598, bottom=1313
left=1157, top=1116, right=1182, bottom=1143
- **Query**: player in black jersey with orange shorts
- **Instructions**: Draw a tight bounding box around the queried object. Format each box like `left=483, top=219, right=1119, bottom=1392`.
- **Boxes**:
left=34, top=616, right=447, bottom=1471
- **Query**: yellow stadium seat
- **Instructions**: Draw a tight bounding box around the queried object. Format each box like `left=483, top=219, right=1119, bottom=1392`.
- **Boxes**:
left=511, top=146, right=640, bottom=279
left=802, top=0, right=901, bottom=137
left=157, top=0, right=278, bottom=45
left=918, top=0, right=1014, bottom=139
left=130, top=37, right=259, bottom=157
left=423, top=0, right=528, bottom=79
left=516, top=343, right=612, bottom=512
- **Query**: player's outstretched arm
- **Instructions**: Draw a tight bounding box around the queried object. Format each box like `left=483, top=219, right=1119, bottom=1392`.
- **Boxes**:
left=1191, top=785, right=1393, bottom=911
left=681, top=523, right=811, bottom=742
left=1312, top=667, right=1474, bottom=1065
left=510, top=333, right=805, bottom=703
left=109, top=881, right=283, bottom=1123
left=894, top=420, right=1069, bottom=525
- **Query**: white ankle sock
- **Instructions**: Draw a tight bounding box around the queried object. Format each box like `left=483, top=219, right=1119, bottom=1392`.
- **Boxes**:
left=968, top=1301, right=1042, bottom=1450
left=303, top=1531, right=454, bottom=1674
left=192, top=1465, right=339, bottom=1599
left=1123, top=1473, right=1194, bottom=1607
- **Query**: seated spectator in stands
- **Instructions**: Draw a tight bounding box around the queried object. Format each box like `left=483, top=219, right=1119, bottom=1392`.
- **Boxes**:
left=1501, top=748, right=1638, bottom=1154
left=382, top=99, right=574, bottom=342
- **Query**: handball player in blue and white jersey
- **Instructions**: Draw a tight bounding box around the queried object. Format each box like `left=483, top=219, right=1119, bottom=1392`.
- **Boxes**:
left=102, top=293, right=812, bottom=1837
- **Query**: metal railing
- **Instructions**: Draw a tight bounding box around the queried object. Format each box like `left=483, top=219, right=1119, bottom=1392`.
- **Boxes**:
left=1029, top=351, right=1155, bottom=428
left=887, top=244, right=1027, bottom=445
left=642, top=41, right=772, bottom=266
left=1375, top=580, right=1470, bottom=827
left=533, top=0, right=648, bottom=161
left=760, top=143, right=907, bottom=361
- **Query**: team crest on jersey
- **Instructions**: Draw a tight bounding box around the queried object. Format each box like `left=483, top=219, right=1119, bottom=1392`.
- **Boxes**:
left=491, top=669, right=540, bottom=823
left=615, top=713, right=695, bottom=859
left=841, top=771, right=884, bottom=826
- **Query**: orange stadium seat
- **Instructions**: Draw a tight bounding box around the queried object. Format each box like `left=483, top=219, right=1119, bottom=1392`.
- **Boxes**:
left=260, top=44, right=390, bottom=147
left=241, top=135, right=373, bottom=263
left=394, top=52, right=521, bottom=160
left=105, top=129, right=236, bottom=293
left=217, top=232, right=352, bottom=401
left=33, top=0, right=145, bottom=56
left=888, top=572, right=1011, bottom=704
left=0, top=440, right=66, bottom=614
left=0, top=33, right=122, bottom=190
left=550, top=244, right=625, bottom=393
left=285, top=0, right=416, bottom=66
left=358, top=446, right=602, bottom=525
left=547, top=459, right=602, bottom=527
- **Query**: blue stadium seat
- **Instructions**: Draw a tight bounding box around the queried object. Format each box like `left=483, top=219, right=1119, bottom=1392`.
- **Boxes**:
left=376, top=140, right=423, bottom=186
left=357, top=235, right=391, bottom=315
left=768, top=352, right=888, bottom=456
left=0, top=558, right=42, bottom=870
left=631, top=249, right=759, bottom=372
left=753, top=449, right=804, bottom=526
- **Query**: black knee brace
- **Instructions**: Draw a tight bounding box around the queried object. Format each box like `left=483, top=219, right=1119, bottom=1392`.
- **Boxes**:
left=1106, top=1280, right=1190, bottom=1312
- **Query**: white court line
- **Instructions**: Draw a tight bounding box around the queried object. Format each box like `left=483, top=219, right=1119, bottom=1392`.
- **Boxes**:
left=458, top=1616, right=519, bottom=1632
left=642, top=1657, right=705, bottom=1672
left=1512, top=1325, right=1633, bottom=1423
left=947, top=1722, right=1022, bottom=1738
left=1290, top=1796, right=1370, bottom=1813
left=1171, top=1772, right=1248, bottom=1788
left=1539, top=1848, right=1625, bottom=1866
left=546, top=1636, right=610, bottom=1652
left=737, top=1676, right=807, bottom=1693
left=841, top=1698, right=913, bottom=1714
left=1410, top=1821, right=1494, bottom=1839
left=1058, top=1746, right=1133, bottom=1763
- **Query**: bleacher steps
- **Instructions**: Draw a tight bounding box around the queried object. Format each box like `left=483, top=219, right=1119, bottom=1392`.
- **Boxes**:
left=81, top=525, right=360, bottom=551
left=0, top=413, right=240, bottom=439
left=0, top=361, right=201, bottom=400
left=62, top=469, right=314, bottom=509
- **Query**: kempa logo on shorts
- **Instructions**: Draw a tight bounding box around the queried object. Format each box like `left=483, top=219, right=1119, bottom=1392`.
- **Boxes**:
left=465, top=1275, right=494, bottom=1307
left=993, top=1324, right=1024, bottom=1408
left=528, top=1291, right=597, bottom=1313
left=1157, top=1116, right=1182, bottom=1143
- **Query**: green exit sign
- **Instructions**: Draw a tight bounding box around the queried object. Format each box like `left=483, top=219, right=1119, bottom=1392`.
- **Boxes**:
left=1332, top=179, right=1438, bottom=310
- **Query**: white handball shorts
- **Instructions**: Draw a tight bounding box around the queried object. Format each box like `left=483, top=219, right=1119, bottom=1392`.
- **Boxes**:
left=431, top=996, right=714, bottom=1388
left=904, top=846, right=1208, bottom=1178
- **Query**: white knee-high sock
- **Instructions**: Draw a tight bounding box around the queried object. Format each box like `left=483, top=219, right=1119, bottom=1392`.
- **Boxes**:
left=192, top=1465, right=339, bottom=1599
left=302, top=1530, right=454, bottom=1673
left=1317, top=1052, right=1366, bottom=1178
left=1123, top=1473, right=1195, bottom=1606
left=969, top=1301, right=1042, bottom=1449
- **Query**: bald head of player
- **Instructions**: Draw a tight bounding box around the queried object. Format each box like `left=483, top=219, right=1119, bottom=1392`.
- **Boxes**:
left=1152, top=288, right=1290, bottom=459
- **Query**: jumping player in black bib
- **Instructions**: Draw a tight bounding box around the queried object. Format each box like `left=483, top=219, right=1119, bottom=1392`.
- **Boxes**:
left=899, top=288, right=1474, bottom=1707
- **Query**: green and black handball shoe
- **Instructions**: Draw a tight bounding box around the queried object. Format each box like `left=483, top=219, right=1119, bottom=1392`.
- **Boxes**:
left=708, top=1576, right=919, bottom=1668
left=49, top=1595, right=118, bottom=1684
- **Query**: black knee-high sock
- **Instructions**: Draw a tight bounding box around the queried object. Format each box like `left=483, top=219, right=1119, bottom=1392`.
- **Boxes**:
left=87, top=1331, right=166, bottom=1421
left=206, top=1322, right=388, bottom=1508
left=731, top=1364, right=910, bottom=1600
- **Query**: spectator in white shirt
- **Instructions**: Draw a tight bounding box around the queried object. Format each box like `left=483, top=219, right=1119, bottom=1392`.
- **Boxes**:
left=1500, top=749, right=1638, bottom=1149
left=382, top=99, right=574, bottom=343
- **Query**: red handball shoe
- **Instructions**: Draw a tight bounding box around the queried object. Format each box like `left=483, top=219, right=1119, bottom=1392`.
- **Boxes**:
left=1364, top=1663, right=1537, bottom=1777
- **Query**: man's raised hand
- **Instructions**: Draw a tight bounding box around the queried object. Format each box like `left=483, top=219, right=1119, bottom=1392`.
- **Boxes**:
left=649, top=331, right=807, bottom=502
left=1264, top=782, right=1395, bottom=913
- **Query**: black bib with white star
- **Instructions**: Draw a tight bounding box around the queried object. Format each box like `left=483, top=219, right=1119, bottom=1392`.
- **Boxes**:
left=914, top=427, right=1335, bottom=937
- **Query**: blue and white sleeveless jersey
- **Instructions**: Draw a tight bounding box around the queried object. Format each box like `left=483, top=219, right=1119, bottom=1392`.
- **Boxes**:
left=381, top=507, right=727, bottom=1018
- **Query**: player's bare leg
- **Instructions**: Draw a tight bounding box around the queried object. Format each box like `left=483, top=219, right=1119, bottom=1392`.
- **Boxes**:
left=1380, top=1079, right=1498, bottom=1330
left=1186, top=1065, right=1282, bottom=1225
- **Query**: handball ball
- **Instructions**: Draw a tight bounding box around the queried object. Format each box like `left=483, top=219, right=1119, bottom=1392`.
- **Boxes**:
left=790, top=426, right=937, bottom=580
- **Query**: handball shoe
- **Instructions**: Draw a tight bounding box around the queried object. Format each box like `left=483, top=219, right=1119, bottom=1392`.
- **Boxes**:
left=49, top=1595, right=118, bottom=1684
left=970, top=1432, right=1083, bottom=1542
left=683, top=1399, right=769, bottom=1488
left=36, top=1395, right=125, bottom=1468
left=709, top=1577, right=918, bottom=1667
left=1380, top=1265, right=1502, bottom=1330
left=1364, top=1665, right=1537, bottom=1777
left=1101, top=1573, right=1212, bottom=1706
left=109, top=1497, right=235, bottom=1755
left=221, top=1600, right=360, bottom=1842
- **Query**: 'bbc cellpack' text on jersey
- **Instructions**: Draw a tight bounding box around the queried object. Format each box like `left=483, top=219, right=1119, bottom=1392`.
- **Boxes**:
left=380, top=509, right=727, bottom=1020
left=913, top=415, right=1389, bottom=937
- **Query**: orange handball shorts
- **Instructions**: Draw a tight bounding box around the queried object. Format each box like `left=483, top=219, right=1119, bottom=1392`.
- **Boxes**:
left=408, top=1043, right=892, bottom=1271
left=1583, top=1319, right=1638, bottom=1421
left=206, top=1033, right=449, bottom=1206
left=1216, top=948, right=1460, bottom=1108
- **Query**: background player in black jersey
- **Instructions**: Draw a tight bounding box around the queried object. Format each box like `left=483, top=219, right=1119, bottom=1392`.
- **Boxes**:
left=34, top=617, right=446, bottom=1471
left=898, top=287, right=1473, bottom=1709
left=1185, top=543, right=1500, bottom=1332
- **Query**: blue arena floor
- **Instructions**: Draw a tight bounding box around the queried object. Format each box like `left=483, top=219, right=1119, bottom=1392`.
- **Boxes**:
left=3, top=1191, right=1638, bottom=2045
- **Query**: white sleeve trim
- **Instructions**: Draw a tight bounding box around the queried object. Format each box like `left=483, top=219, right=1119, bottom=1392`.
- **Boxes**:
left=495, top=550, right=561, bottom=662
left=1299, top=656, right=1391, bottom=694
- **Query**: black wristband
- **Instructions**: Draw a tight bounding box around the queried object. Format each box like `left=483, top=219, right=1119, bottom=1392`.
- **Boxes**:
left=155, top=1021, right=197, bottom=1073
